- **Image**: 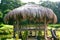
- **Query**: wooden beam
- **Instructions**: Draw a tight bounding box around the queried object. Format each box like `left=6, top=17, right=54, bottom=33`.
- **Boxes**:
left=44, top=16, right=48, bottom=40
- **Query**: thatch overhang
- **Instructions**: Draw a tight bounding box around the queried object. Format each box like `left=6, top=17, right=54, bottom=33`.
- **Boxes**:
left=4, top=4, right=57, bottom=24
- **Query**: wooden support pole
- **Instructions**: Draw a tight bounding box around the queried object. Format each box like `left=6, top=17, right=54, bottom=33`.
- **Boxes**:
left=16, top=20, right=19, bottom=40
left=13, top=22, right=17, bottom=38
left=44, top=17, right=48, bottom=40
left=13, top=24, right=16, bottom=38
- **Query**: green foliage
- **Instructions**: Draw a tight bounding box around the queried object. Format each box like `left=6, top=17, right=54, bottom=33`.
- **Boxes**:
left=0, top=24, right=13, bottom=39
left=0, top=11, right=3, bottom=24
left=0, top=0, right=23, bottom=24
left=40, top=1, right=60, bottom=23
left=0, top=25, right=13, bottom=35
left=0, top=11, right=3, bottom=18
left=48, top=24, right=60, bottom=28
left=0, top=24, right=3, bottom=28
left=22, top=31, right=28, bottom=40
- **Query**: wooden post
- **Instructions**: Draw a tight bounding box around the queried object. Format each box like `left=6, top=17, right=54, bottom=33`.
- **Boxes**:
left=44, top=17, right=48, bottom=40
left=16, top=20, right=19, bottom=40
left=19, top=25, right=22, bottom=39
left=13, top=24, right=16, bottom=38
left=35, top=26, right=37, bottom=38
left=13, top=22, right=17, bottom=38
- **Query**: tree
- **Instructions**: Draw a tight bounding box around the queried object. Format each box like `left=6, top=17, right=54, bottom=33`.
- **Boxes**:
left=0, top=0, right=23, bottom=23
left=0, top=11, right=3, bottom=24
left=39, top=1, right=60, bottom=23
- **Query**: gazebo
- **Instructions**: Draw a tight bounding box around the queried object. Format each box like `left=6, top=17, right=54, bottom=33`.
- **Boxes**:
left=4, top=4, right=57, bottom=40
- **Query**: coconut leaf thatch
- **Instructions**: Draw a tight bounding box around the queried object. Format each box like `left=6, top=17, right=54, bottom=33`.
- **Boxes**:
left=4, top=4, right=57, bottom=24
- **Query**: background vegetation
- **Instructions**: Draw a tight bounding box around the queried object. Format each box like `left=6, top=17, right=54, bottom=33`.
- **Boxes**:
left=0, top=0, right=60, bottom=24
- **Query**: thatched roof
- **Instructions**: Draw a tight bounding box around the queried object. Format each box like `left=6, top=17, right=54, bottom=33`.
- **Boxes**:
left=4, top=4, right=57, bottom=24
